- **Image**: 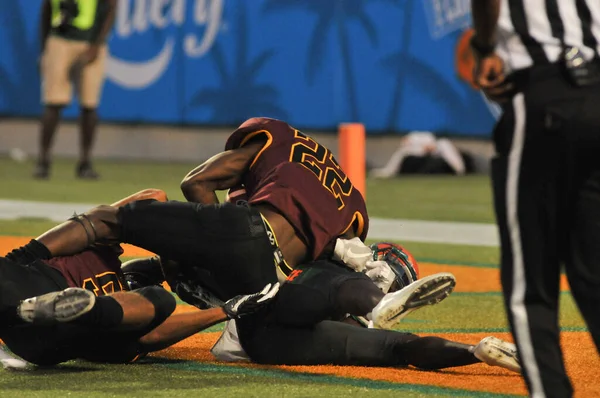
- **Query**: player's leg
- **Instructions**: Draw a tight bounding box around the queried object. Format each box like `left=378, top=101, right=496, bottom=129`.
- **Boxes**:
left=492, top=92, right=568, bottom=396
left=239, top=316, right=516, bottom=371
left=0, top=257, right=69, bottom=326
left=273, top=260, right=454, bottom=330
left=32, top=199, right=194, bottom=259
left=11, top=189, right=168, bottom=262
left=272, top=261, right=382, bottom=326
left=76, top=44, right=108, bottom=179
left=18, top=286, right=176, bottom=331
left=110, top=188, right=168, bottom=207
left=18, top=199, right=274, bottom=299
left=34, top=105, right=64, bottom=179
left=238, top=314, right=417, bottom=366
left=33, top=204, right=120, bottom=258
left=0, top=256, right=74, bottom=366
left=35, top=36, right=74, bottom=179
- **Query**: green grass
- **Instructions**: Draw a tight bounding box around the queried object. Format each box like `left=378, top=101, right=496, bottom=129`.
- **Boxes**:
left=395, top=293, right=585, bottom=334
left=0, top=156, right=494, bottom=222
left=0, top=219, right=57, bottom=236
left=367, top=241, right=500, bottom=268
left=0, top=360, right=517, bottom=398
left=366, top=176, right=494, bottom=223
left=0, top=156, right=586, bottom=397
left=0, top=157, right=191, bottom=203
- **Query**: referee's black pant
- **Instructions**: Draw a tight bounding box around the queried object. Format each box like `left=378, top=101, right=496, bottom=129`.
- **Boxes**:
left=492, top=65, right=600, bottom=398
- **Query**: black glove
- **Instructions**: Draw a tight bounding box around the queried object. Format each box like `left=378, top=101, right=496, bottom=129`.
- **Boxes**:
left=121, top=256, right=165, bottom=290
left=222, top=283, right=280, bottom=319
left=174, top=280, right=225, bottom=310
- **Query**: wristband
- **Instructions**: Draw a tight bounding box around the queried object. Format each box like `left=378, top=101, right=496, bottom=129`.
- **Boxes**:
left=470, top=36, right=496, bottom=58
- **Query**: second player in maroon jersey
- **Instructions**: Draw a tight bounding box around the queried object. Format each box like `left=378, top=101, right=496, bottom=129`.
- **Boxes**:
left=225, top=117, right=369, bottom=260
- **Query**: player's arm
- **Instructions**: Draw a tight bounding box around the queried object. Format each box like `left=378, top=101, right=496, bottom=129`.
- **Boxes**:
left=110, top=188, right=168, bottom=207
left=137, top=283, right=279, bottom=352
left=137, top=307, right=228, bottom=352
left=180, top=143, right=263, bottom=205
left=471, top=0, right=500, bottom=48
left=471, top=0, right=513, bottom=102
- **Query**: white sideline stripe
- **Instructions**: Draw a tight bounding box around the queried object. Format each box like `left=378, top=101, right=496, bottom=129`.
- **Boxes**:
left=0, top=199, right=500, bottom=247
left=368, top=218, right=498, bottom=247
left=507, top=94, right=544, bottom=397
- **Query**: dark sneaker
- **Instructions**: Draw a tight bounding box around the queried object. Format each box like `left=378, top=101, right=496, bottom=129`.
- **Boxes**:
left=33, top=161, right=50, bottom=179
left=76, top=162, right=100, bottom=180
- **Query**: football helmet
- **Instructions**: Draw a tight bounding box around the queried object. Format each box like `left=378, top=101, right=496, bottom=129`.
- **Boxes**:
left=370, top=242, right=419, bottom=292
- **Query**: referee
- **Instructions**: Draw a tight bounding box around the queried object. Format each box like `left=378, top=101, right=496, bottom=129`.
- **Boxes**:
left=471, top=1, right=600, bottom=397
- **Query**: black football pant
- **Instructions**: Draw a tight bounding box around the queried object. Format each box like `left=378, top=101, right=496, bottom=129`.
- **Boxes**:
left=237, top=261, right=478, bottom=369
left=118, top=200, right=277, bottom=300
left=492, top=65, right=600, bottom=398
left=0, top=256, right=67, bottom=326
left=0, top=257, right=153, bottom=365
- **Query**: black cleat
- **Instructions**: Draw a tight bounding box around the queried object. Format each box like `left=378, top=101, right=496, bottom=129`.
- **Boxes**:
left=76, top=162, right=100, bottom=180
left=18, top=288, right=96, bottom=324
left=33, top=161, right=50, bottom=179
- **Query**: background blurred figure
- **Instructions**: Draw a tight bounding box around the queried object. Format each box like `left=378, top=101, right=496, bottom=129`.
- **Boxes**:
left=472, top=1, right=600, bottom=397
left=35, top=0, right=117, bottom=180
left=370, top=131, right=472, bottom=178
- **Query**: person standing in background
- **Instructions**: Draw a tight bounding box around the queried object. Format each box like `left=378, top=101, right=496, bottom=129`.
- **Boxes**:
left=35, top=0, right=117, bottom=180
left=471, top=1, right=600, bottom=397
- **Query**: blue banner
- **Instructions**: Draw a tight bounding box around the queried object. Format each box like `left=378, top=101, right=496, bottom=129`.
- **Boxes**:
left=0, top=0, right=498, bottom=136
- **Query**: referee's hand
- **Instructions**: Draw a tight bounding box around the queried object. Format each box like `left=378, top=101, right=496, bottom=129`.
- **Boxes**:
left=473, top=54, right=514, bottom=104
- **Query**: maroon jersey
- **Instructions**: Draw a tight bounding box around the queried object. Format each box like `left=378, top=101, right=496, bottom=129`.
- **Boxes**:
left=225, top=117, right=369, bottom=259
left=44, top=246, right=126, bottom=296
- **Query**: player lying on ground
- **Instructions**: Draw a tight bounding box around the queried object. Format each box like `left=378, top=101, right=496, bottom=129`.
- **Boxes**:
left=19, top=117, right=457, bottom=332
left=0, top=189, right=278, bottom=366
left=4, top=187, right=516, bottom=372
left=106, top=241, right=520, bottom=373
left=170, top=185, right=518, bottom=371
left=0, top=185, right=447, bottom=367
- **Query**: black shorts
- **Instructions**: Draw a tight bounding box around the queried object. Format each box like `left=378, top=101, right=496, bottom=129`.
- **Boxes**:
left=270, top=259, right=370, bottom=326
left=0, top=257, right=68, bottom=314
left=2, top=323, right=145, bottom=365
left=118, top=200, right=277, bottom=300
left=0, top=257, right=142, bottom=365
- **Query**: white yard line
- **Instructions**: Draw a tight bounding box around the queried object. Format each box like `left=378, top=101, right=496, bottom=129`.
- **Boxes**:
left=0, top=199, right=499, bottom=247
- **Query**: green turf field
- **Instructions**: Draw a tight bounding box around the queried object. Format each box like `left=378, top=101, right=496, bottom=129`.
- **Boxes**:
left=0, top=156, right=589, bottom=397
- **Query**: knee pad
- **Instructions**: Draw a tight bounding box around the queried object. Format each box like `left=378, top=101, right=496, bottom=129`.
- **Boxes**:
left=135, top=286, right=176, bottom=329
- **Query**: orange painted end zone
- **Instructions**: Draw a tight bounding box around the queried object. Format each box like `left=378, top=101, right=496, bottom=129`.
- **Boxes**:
left=154, top=330, right=599, bottom=397
left=0, top=236, right=154, bottom=258
left=420, top=263, right=571, bottom=292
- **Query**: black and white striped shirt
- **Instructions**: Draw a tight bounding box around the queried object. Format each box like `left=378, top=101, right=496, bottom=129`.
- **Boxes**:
left=497, top=0, right=600, bottom=72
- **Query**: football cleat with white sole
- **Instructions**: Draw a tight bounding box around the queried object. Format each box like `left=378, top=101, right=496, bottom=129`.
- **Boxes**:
left=0, top=344, right=30, bottom=370
left=474, top=336, right=521, bottom=373
left=369, top=272, right=456, bottom=329
left=18, top=287, right=96, bottom=325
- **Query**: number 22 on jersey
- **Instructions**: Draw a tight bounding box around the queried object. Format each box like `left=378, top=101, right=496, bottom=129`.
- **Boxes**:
left=289, top=130, right=353, bottom=210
